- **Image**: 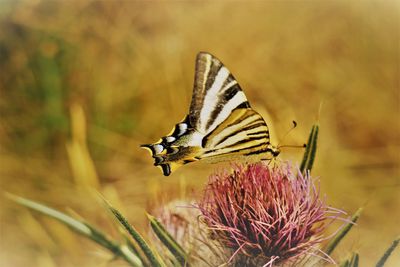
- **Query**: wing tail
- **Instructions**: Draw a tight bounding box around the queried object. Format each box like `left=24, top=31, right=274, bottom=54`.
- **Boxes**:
left=141, top=116, right=201, bottom=176
left=141, top=143, right=200, bottom=176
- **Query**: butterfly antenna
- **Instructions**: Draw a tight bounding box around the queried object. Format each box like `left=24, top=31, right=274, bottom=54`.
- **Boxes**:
left=277, top=120, right=307, bottom=149
left=278, top=144, right=307, bottom=149
left=277, top=120, right=298, bottom=147
left=317, top=100, right=323, bottom=123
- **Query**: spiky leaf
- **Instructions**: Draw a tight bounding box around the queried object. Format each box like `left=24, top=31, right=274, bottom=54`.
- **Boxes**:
left=376, top=237, right=400, bottom=267
left=340, top=253, right=359, bottom=267
left=6, top=193, right=141, bottom=266
left=104, top=200, right=164, bottom=267
left=300, top=124, right=319, bottom=173
left=147, top=213, right=188, bottom=266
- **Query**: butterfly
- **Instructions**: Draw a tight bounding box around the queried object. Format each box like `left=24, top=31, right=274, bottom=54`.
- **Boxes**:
left=141, top=52, right=280, bottom=176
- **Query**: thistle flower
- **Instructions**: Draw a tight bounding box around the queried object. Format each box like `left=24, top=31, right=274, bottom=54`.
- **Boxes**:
left=151, top=200, right=226, bottom=266
left=152, top=200, right=200, bottom=250
left=198, top=162, right=344, bottom=266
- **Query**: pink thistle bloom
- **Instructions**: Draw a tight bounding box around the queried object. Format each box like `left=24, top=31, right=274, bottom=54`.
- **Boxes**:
left=198, top=162, right=345, bottom=266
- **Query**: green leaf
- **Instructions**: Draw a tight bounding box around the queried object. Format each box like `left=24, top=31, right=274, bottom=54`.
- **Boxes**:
left=300, top=124, right=319, bottom=173
left=324, top=207, right=363, bottom=255
left=147, top=213, right=188, bottom=266
left=376, top=237, right=400, bottom=267
left=124, top=235, right=152, bottom=267
left=6, top=193, right=142, bottom=267
left=104, top=200, right=164, bottom=267
left=350, top=253, right=359, bottom=267
left=340, top=259, right=350, bottom=267
left=340, top=253, right=359, bottom=267
left=300, top=126, right=315, bottom=171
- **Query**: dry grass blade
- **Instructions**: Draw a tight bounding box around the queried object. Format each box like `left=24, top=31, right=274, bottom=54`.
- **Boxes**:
left=124, top=236, right=152, bottom=267
left=103, top=199, right=165, bottom=267
left=147, top=213, right=188, bottom=266
left=5, top=193, right=142, bottom=266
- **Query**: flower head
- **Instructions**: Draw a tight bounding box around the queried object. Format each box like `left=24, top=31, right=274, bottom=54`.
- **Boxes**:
left=151, top=200, right=226, bottom=266
left=198, top=162, right=344, bottom=266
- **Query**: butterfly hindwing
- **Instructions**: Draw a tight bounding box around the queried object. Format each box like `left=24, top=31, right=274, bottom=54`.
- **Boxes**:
left=141, top=52, right=279, bottom=176
left=201, top=108, right=273, bottom=161
left=140, top=116, right=202, bottom=176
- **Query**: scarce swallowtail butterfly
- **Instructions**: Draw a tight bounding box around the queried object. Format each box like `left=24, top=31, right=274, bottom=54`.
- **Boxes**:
left=141, top=52, right=280, bottom=176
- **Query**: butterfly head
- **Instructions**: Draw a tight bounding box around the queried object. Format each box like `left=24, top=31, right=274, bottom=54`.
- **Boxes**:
left=271, top=146, right=281, bottom=158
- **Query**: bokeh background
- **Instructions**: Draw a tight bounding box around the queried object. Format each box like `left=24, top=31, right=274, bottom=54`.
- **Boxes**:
left=1, top=1, right=399, bottom=266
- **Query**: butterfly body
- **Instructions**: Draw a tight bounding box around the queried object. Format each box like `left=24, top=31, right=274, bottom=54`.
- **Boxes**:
left=141, top=52, right=279, bottom=176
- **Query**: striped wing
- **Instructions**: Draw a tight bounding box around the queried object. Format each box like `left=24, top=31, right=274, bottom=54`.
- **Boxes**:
left=190, top=52, right=251, bottom=135
left=141, top=52, right=279, bottom=176
left=201, top=108, right=274, bottom=161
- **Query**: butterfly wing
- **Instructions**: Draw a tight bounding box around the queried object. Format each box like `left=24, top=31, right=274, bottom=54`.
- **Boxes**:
left=201, top=108, right=275, bottom=161
left=141, top=52, right=278, bottom=176
left=141, top=115, right=203, bottom=176
left=189, top=52, right=251, bottom=134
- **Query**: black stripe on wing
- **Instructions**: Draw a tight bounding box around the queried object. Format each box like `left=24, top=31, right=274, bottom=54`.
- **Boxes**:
left=206, top=136, right=266, bottom=153
left=201, top=108, right=265, bottom=149
left=200, top=106, right=272, bottom=159
left=213, top=121, right=266, bottom=147
left=189, top=52, right=218, bottom=127
left=204, top=142, right=268, bottom=158
left=189, top=52, right=250, bottom=133
left=247, top=130, right=270, bottom=137
left=205, top=83, right=244, bottom=130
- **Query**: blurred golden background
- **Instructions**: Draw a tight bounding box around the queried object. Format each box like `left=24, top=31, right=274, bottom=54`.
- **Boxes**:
left=1, top=1, right=399, bottom=266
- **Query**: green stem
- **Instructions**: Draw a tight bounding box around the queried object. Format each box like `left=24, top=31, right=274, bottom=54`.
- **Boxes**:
left=106, top=203, right=164, bottom=267
left=300, top=124, right=319, bottom=173
left=376, top=237, right=400, bottom=267
left=147, top=213, right=188, bottom=266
